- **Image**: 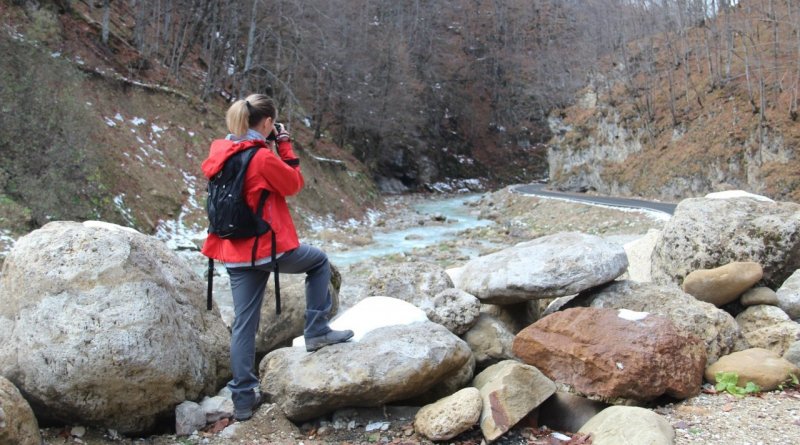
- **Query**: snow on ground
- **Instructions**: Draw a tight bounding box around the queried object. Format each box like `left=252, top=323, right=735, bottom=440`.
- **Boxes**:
left=112, top=194, right=136, bottom=226
left=705, top=190, right=775, bottom=202
left=153, top=170, right=206, bottom=251
left=0, top=229, right=16, bottom=258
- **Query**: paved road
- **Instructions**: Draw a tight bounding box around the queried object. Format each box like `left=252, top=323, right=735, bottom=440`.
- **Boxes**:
left=512, top=183, right=677, bottom=215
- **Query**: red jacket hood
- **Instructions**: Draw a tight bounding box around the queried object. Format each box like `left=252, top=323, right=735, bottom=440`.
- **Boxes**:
left=201, top=139, right=266, bottom=179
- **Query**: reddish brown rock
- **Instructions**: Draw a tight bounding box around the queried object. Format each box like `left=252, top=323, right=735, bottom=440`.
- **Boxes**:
left=512, top=307, right=706, bottom=402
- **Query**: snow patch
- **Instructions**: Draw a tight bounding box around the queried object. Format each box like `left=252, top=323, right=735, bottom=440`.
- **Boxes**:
left=113, top=194, right=136, bottom=225
left=291, top=297, right=428, bottom=348
left=114, top=113, right=124, bottom=121
left=151, top=124, right=165, bottom=133
left=153, top=170, right=206, bottom=251
left=131, top=117, right=147, bottom=126
left=104, top=117, right=116, bottom=127
left=456, top=155, right=474, bottom=165
left=83, top=220, right=139, bottom=234
left=618, top=308, right=649, bottom=321
left=705, top=190, right=774, bottom=202
left=0, top=229, right=16, bottom=257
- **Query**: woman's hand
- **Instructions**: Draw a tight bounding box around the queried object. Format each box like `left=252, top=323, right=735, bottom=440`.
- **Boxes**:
left=274, top=123, right=290, bottom=142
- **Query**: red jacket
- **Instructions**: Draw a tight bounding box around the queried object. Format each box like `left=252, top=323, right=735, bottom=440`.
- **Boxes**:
left=200, top=138, right=303, bottom=263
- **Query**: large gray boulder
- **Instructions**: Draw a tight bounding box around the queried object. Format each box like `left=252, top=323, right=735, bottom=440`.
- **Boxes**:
left=0, top=376, right=41, bottom=445
left=0, top=221, right=230, bottom=434
left=570, top=280, right=747, bottom=364
left=259, top=321, right=472, bottom=421
left=651, top=195, right=800, bottom=288
left=453, top=232, right=628, bottom=304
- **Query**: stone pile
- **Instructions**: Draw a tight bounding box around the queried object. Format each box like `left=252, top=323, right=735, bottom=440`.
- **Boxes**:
left=3, top=191, right=800, bottom=444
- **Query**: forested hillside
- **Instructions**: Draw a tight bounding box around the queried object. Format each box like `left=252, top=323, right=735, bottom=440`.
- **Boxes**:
left=548, top=0, right=800, bottom=202
left=4, top=0, right=798, bottom=249
left=0, top=0, right=625, bottom=244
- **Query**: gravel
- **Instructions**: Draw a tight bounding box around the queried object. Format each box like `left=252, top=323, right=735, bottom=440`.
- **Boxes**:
left=659, top=389, right=800, bottom=445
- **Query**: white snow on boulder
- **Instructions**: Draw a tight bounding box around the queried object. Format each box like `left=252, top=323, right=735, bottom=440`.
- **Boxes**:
left=705, top=190, right=774, bottom=202
left=292, top=296, right=428, bottom=348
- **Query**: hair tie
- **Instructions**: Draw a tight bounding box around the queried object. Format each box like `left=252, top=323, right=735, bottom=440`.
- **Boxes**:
left=245, top=100, right=252, bottom=112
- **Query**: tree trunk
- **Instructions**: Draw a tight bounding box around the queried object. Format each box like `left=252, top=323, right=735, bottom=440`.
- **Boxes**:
left=101, top=0, right=111, bottom=45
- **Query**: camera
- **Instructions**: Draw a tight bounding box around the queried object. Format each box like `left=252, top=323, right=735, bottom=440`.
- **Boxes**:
left=267, top=122, right=285, bottom=141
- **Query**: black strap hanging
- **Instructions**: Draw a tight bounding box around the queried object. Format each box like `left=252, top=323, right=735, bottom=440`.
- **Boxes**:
left=272, top=230, right=280, bottom=315
left=207, top=258, right=214, bottom=311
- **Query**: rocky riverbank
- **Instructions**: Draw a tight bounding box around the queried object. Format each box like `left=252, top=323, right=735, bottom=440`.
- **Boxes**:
left=7, top=187, right=800, bottom=445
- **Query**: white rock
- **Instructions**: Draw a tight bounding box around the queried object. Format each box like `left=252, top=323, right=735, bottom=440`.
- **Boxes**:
left=176, top=401, right=206, bottom=437
left=200, top=396, right=234, bottom=423
left=623, top=229, right=660, bottom=283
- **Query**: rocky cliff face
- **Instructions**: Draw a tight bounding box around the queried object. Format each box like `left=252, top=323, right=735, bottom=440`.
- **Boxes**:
left=548, top=78, right=800, bottom=202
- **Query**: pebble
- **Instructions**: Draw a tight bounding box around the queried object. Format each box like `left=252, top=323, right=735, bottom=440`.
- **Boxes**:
left=71, top=426, right=86, bottom=438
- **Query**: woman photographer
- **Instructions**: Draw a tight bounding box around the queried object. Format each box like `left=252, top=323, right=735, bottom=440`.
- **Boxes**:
left=201, top=94, right=353, bottom=421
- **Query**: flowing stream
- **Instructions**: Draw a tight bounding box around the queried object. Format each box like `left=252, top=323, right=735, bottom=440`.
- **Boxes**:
left=326, top=194, right=495, bottom=266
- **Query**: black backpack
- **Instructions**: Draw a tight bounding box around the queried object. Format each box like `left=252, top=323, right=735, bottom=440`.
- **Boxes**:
left=205, top=146, right=281, bottom=314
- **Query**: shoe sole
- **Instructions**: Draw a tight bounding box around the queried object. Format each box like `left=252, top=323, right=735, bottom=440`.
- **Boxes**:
left=234, top=411, right=253, bottom=422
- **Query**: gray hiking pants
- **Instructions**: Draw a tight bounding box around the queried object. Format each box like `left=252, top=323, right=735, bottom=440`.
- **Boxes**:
left=226, top=243, right=333, bottom=410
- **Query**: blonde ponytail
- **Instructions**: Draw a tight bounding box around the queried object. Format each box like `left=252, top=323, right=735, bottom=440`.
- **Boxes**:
left=225, top=94, right=277, bottom=137
left=226, top=100, right=250, bottom=137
